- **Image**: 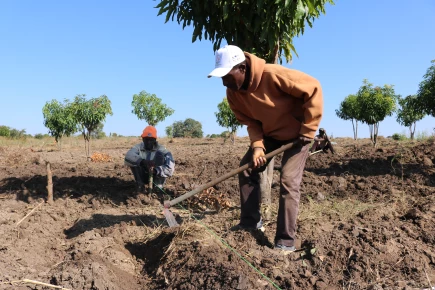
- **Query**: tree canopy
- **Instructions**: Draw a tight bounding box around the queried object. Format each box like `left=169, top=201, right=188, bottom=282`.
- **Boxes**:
left=131, top=91, right=174, bottom=126
left=42, top=99, right=77, bottom=149
left=416, top=60, right=435, bottom=117
left=156, top=0, right=333, bottom=63
left=172, top=118, right=203, bottom=138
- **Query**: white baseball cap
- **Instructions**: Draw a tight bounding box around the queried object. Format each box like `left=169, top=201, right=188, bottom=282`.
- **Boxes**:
left=207, top=45, right=245, bottom=78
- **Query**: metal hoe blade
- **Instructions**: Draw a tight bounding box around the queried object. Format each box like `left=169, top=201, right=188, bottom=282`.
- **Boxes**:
left=163, top=206, right=178, bottom=227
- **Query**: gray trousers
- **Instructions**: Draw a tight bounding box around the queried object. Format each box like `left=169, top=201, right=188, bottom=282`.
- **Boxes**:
left=239, top=138, right=309, bottom=247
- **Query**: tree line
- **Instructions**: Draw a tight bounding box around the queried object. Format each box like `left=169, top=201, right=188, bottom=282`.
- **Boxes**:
left=336, top=60, right=435, bottom=145
left=35, top=90, right=243, bottom=158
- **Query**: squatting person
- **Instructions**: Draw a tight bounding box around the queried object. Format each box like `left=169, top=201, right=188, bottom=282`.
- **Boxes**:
left=124, top=126, right=175, bottom=192
left=310, top=128, right=335, bottom=154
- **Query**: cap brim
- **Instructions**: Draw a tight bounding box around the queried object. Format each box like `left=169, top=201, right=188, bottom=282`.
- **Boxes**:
left=207, top=67, right=232, bottom=78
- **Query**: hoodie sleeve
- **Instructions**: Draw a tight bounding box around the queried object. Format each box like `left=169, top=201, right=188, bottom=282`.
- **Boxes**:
left=227, top=92, right=265, bottom=149
left=154, top=149, right=175, bottom=178
left=277, top=72, right=323, bottom=139
left=124, top=144, right=143, bottom=167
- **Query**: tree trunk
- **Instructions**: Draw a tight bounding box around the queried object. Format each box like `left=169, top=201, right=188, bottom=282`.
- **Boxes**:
left=410, top=122, right=416, bottom=140
left=356, top=121, right=358, bottom=140
left=373, top=123, right=379, bottom=147
left=46, top=161, right=53, bottom=204
left=351, top=119, right=356, bottom=140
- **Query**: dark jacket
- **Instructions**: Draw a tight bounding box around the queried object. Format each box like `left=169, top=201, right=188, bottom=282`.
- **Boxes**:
left=124, top=142, right=175, bottom=178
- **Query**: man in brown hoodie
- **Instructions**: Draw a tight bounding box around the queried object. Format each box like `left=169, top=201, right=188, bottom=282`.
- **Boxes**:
left=208, top=45, right=323, bottom=252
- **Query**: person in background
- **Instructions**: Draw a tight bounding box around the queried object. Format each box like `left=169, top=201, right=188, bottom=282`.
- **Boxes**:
left=208, top=45, right=323, bottom=252
left=124, top=126, right=175, bottom=192
left=310, top=128, right=335, bottom=154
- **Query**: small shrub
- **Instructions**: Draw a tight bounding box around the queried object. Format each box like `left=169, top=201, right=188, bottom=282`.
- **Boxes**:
left=34, top=133, right=49, bottom=139
left=9, top=128, right=27, bottom=139
left=392, top=133, right=406, bottom=141
left=0, top=126, right=10, bottom=137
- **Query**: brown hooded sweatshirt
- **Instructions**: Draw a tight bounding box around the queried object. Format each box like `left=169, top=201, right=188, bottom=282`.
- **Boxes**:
left=227, top=52, right=323, bottom=149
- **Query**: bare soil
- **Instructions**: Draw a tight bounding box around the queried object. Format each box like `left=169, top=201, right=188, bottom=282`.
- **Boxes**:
left=0, top=136, right=434, bottom=290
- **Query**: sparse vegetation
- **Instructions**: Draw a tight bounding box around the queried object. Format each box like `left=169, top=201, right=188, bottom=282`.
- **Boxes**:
left=392, top=133, right=407, bottom=141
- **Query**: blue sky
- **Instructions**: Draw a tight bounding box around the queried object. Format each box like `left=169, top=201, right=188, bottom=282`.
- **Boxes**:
left=1, top=0, right=434, bottom=138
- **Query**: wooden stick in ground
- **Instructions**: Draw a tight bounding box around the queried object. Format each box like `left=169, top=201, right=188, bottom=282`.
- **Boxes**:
left=46, top=161, right=53, bottom=204
left=15, top=279, right=71, bottom=290
left=15, top=201, right=44, bottom=227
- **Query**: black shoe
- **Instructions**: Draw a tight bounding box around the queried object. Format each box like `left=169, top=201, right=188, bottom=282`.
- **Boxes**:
left=230, top=220, right=264, bottom=232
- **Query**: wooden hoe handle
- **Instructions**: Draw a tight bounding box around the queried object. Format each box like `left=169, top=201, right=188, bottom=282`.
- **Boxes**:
left=165, top=141, right=297, bottom=208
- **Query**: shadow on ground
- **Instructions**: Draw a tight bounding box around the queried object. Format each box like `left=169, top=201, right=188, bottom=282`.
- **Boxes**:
left=64, top=213, right=165, bottom=239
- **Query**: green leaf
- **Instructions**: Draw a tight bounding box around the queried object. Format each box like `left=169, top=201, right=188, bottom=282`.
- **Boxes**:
left=310, top=248, right=317, bottom=255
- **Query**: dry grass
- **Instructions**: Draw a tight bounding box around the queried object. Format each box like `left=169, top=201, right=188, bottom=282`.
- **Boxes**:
left=299, top=197, right=378, bottom=222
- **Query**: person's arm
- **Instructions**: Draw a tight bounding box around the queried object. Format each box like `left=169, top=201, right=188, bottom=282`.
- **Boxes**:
left=324, top=134, right=335, bottom=154
left=313, top=135, right=324, bottom=142
left=154, top=150, right=175, bottom=178
left=227, top=92, right=264, bottom=150
left=124, top=144, right=143, bottom=167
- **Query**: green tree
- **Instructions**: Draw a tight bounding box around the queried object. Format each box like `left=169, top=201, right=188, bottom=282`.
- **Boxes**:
left=357, top=80, right=397, bottom=146
left=156, top=0, right=333, bottom=63
left=71, top=94, right=113, bottom=159
left=416, top=60, right=435, bottom=117
left=42, top=99, right=77, bottom=150
left=172, top=118, right=203, bottom=138
left=165, top=125, right=173, bottom=140
left=0, top=126, right=10, bottom=137
left=396, top=95, right=425, bottom=140
left=335, top=94, right=361, bottom=140
left=215, top=97, right=243, bottom=144
left=131, top=91, right=174, bottom=126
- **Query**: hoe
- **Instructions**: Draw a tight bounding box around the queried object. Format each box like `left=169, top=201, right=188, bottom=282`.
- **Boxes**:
left=162, top=141, right=299, bottom=227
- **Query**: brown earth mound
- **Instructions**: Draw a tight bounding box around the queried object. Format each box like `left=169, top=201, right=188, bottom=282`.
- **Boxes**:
left=0, top=137, right=434, bottom=289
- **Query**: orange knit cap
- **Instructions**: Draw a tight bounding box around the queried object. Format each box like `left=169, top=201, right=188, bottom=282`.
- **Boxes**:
left=141, top=126, right=157, bottom=138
